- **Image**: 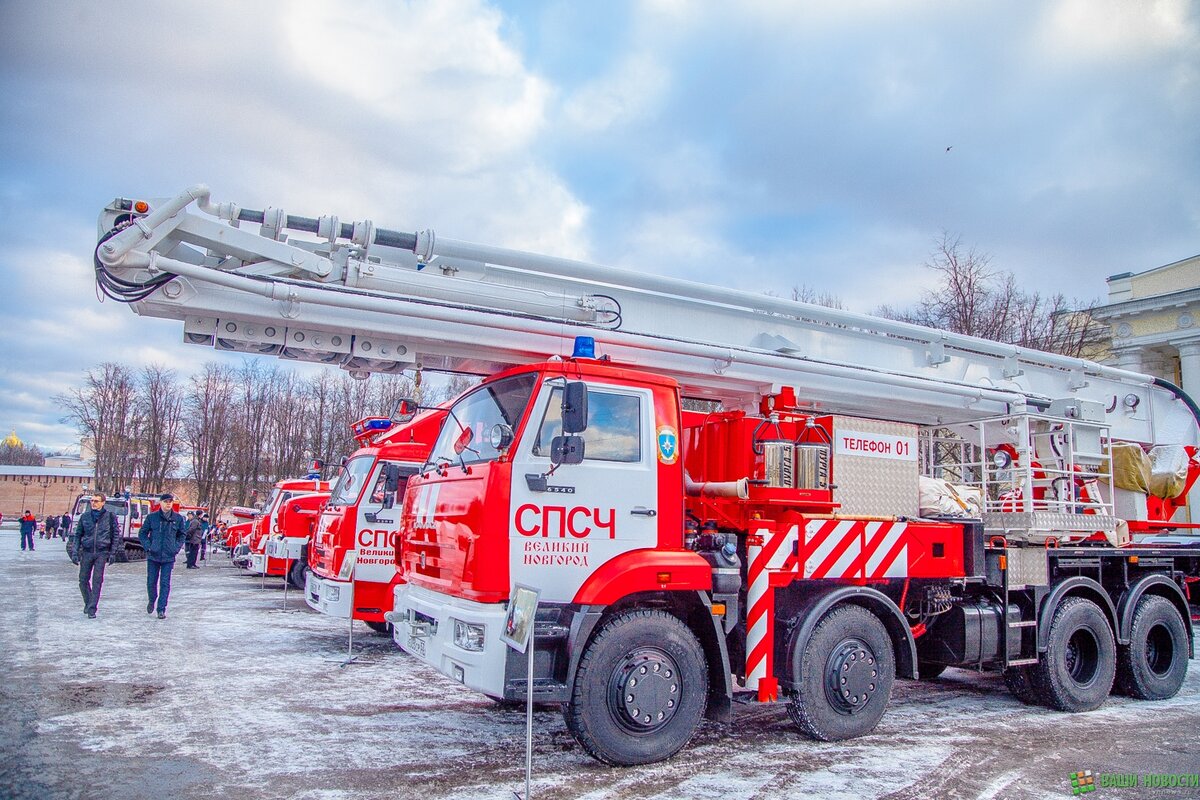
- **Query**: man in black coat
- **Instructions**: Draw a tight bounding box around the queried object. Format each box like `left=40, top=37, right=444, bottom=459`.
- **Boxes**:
left=72, top=493, right=119, bottom=619
left=139, top=493, right=186, bottom=619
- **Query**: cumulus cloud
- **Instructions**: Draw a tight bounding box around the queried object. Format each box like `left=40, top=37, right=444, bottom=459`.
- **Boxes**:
left=1, top=0, right=1197, bottom=451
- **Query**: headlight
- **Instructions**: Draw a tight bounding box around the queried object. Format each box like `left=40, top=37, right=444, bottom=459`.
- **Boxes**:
left=325, top=585, right=340, bottom=603
left=453, top=619, right=486, bottom=652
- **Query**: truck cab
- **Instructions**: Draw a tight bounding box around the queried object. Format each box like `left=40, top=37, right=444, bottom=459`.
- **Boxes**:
left=392, top=359, right=698, bottom=700
left=306, top=407, right=444, bottom=632
left=238, top=478, right=330, bottom=574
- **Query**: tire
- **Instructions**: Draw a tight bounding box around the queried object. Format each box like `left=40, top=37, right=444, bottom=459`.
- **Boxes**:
left=1116, top=595, right=1188, bottom=701
left=288, top=560, right=308, bottom=591
left=563, top=609, right=708, bottom=766
left=1031, top=597, right=1115, bottom=712
left=787, top=604, right=894, bottom=741
left=1003, top=666, right=1040, bottom=705
left=364, top=620, right=393, bottom=635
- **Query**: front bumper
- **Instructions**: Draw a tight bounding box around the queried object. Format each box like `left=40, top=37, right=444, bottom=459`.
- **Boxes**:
left=390, top=583, right=510, bottom=698
left=247, top=552, right=266, bottom=574
left=306, top=572, right=352, bottom=618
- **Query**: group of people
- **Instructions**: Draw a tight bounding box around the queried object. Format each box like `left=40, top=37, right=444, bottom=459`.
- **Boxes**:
left=69, top=492, right=194, bottom=620
left=40, top=512, right=74, bottom=539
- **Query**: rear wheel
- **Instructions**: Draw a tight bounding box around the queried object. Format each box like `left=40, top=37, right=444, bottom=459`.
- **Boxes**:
left=1003, top=666, right=1040, bottom=705
left=1032, top=597, right=1115, bottom=712
left=564, top=609, right=708, bottom=766
left=788, top=604, right=894, bottom=741
left=1116, top=595, right=1188, bottom=700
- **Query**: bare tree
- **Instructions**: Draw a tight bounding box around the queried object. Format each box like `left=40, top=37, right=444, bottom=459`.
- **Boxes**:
left=791, top=284, right=844, bottom=310
left=0, top=440, right=45, bottom=466
left=135, top=364, right=184, bottom=492
left=876, top=232, right=1106, bottom=358
left=57, top=363, right=141, bottom=493
left=185, top=363, right=237, bottom=510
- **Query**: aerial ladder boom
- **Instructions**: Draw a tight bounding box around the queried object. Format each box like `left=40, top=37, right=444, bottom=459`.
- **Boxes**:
left=95, top=185, right=1198, bottom=445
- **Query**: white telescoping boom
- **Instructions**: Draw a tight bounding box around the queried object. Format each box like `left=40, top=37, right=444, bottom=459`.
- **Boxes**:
left=94, top=185, right=1198, bottom=447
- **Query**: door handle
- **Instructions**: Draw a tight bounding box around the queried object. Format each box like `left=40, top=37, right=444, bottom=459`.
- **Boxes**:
left=630, top=507, right=657, bottom=517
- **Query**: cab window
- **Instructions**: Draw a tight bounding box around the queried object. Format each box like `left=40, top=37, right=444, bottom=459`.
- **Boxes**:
left=533, top=387, right=642, bottom=462
left=331, top=456, right=375, bottom=505
left=427, top=374, right=537, bottom=468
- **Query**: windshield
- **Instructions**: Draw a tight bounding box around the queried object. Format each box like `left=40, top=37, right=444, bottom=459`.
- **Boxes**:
left=331, top=455, right=376, bottom=505
left=427, top=373, right=537, bottom=469
left=104, top=501, right=129, bottom=517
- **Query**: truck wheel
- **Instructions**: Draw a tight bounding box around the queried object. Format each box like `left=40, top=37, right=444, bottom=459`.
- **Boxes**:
left=1116, top=595, right=1188, bottom=701
left=288, top=560, right=307, bottom=590
left=1032, top=597, right=1115, bottom=712
left=563, top=609, right=708, bottom=766
left=1003, top=666, right=1040, bottom=705
left=787, top=604, right=894, bottom=741
left=364, top=620, right=393, bottom=635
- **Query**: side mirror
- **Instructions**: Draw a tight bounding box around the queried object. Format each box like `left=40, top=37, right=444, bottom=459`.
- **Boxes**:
left=551, top=435, right=585, bottom=465
left=391, top=397, right=418, bottom=423
left=561, top=381, right=588, bottom=434
left=381, top=463, right=401, bottom=509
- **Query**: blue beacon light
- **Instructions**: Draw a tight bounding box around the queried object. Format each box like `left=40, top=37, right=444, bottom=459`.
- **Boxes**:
left=572, top=336, right=596, bottom=359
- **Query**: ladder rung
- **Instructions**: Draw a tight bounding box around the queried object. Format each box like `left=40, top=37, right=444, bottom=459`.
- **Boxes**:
left=1007, top=658, right=1039, bottom=666
left=1008, top=620, right=1037, bottom=628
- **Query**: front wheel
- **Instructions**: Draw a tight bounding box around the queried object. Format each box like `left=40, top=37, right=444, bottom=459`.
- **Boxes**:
left=364, top=620, right=393, bottom=635
left=788, top=604, right=894, bottom=741
left=1116, top=595, right=1188, bottom=701
left=564, top=609, right=708, bottom=766
left=1032, top=597, right=1115, bottom=712
left=288, top=560, right=308, bottom=591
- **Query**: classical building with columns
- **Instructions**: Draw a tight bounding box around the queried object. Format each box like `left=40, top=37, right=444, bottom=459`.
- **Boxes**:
left=1092, top=254, right=1200, bottom=522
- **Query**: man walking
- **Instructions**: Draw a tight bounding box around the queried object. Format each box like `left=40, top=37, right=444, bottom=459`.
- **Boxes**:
left=19, top=510, right=36, bottom=551
left=72, top=493, right=119, bottom=618
left=184, top=512, right=202, bottom=569
left=45, top=514, right=58, bottom=540
left=139, top=493, right=185, bottom=619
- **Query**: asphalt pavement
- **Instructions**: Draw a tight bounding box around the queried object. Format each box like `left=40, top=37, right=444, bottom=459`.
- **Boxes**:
left=2, top=526, right=1199, bottom=800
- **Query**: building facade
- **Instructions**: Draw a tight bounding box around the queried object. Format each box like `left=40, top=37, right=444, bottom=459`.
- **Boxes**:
left=1092, top=254, right=1200, bottom=522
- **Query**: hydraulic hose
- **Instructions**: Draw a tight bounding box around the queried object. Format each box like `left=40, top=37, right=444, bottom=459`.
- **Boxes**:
left=1153, top=377, right=1200, bottom=433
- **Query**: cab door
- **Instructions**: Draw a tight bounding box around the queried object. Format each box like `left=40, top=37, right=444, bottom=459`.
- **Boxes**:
left=509, top=380, right=658, bottom=603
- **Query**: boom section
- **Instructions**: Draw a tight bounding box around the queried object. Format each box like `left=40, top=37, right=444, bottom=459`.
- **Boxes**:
left=96, top=186, right=1196, bottom=444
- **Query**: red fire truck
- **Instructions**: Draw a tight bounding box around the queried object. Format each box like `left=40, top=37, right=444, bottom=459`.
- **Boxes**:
left=235, top=477, right=330, bottom=581
left=95, top=186, right=1200, bottom=767
left=305, top=407, right=445, bottom=631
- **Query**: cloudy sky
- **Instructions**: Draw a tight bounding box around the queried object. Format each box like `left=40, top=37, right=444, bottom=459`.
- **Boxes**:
left=1, top=0, right=1197, bottom=451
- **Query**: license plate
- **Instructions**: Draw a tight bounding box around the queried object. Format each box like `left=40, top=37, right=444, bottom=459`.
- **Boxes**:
left=407, top=635, right=427, bottom=658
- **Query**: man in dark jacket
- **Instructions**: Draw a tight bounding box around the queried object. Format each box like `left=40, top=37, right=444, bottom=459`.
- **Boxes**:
left=19, top=511, right=36, bottom=551
left=139, top=493, right=185, bottom=619
left=73, top=494, right=119, bottom=618
left=184, top=512, right=202, bottom=569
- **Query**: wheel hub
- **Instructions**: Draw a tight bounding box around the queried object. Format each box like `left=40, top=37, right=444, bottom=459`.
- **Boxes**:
left=825, top=639, right=880, bottom=715
left=609, top=648, right=682, bottom=732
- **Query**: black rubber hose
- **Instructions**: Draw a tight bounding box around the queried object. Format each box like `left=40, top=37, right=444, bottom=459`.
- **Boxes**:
left=1153, top=377, right=1200, bottom=433
left=235, top=207, right=418, bottom=251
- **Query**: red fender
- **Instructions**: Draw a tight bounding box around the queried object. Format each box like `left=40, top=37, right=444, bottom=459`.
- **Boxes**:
left=573, top=549, right=712, bottom=606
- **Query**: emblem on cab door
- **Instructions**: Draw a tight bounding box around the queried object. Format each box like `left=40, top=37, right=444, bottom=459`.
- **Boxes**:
left=657, top=425, right=679, bottom=465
